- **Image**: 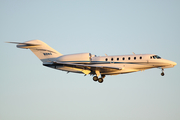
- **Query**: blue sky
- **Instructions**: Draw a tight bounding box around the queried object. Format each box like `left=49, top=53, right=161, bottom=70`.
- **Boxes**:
left=0, top=0, right=180, bottom=120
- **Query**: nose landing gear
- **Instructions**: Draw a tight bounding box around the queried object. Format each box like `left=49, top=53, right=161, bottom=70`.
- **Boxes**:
left=161, top=68, right=165, bottom=76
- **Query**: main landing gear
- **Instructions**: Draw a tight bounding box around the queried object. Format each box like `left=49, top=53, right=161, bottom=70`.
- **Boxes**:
left=161, top=68, right=165, bottom=76
left=93, top=75, right=105, bottom=83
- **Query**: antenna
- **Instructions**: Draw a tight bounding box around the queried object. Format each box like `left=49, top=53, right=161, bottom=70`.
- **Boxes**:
left=132, top=52, right=135, bottom=55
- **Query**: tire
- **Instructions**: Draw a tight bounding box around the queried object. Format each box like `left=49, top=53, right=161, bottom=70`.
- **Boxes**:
left=161, top=72, right=165, bottom=76
left=93, top=76, right=98, bottom=81
left=98, top=78, right=103, bottom=83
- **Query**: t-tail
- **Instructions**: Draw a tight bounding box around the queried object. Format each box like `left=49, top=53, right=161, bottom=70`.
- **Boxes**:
left=7, top=40, right=63, bottom=63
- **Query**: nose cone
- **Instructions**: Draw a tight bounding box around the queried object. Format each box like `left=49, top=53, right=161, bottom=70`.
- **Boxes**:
left=162, top=59, right=177, bottom=68
left=172, top=61, right=177, bottom=66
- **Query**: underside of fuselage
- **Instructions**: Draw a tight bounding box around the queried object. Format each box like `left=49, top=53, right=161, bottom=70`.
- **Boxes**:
left=43, top=63, right=158, bottom=76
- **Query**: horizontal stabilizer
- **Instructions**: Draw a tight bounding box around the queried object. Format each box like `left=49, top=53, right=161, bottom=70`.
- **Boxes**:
left=7, top=41, right=41, bottom=49
left=6, top=42, right=40, bottom=46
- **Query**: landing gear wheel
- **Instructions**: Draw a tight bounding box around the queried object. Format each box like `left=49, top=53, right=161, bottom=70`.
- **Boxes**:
left=93, top=76, right=98, bottom=81
left=161, top=72, right=165, bottom=76
left=98, top=78, right=103, bottom=83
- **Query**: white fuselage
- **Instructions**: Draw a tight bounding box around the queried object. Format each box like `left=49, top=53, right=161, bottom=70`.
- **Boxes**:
left=53, top=54, right=176, bottom=75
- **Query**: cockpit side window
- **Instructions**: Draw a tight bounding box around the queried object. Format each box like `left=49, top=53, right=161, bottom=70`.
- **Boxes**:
left=151, top=55, right=161, bottom=59
left=156, top=55, right=161, bottom=59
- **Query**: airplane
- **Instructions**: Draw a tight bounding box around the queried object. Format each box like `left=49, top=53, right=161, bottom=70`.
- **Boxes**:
left=7, top=40, right=177, bottom=83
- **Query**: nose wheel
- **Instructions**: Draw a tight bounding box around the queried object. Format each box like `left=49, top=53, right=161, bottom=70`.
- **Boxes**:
left=161, top=68, right=165, bottom=76
left=161, top=72, right=165, bottom=76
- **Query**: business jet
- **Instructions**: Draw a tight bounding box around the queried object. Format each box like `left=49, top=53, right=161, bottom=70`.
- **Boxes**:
left=8, top=40, right=177, bottom=83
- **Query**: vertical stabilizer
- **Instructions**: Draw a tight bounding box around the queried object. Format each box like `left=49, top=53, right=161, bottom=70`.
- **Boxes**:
left=16, top=40, right=62, bottom=63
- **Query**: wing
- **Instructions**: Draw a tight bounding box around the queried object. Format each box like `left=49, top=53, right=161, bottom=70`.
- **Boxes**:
left=53, top=61, right=122, bottom=75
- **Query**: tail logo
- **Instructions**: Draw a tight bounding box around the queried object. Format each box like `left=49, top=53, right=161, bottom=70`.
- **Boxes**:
left=43, top=53, right=52, bottom=56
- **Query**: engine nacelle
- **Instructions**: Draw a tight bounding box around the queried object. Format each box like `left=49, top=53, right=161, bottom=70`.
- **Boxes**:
left=56, top=53, right=92, bottom=63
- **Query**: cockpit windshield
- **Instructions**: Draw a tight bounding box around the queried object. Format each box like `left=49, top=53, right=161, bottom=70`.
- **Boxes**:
left=151, top=55, right=161, bottom=59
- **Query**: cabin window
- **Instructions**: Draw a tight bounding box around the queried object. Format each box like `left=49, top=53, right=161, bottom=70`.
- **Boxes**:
left=122, top=57, right=125, bottom=60
left=140, top=56, right=142, bottom=59
left=128, top=57, right=130, bottom=60
left=105, top=58, right=108, bottom=61
left=117, top=58, right=119, bottom=61
left=111, top=58, right=113, bottom=61
left=134, top=57, right=136, bottom=60
left=150, top=56, right=152, bottom=59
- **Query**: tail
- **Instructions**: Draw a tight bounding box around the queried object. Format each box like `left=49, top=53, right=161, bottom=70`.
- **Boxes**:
left=8, top=40, right=62, bottom=63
